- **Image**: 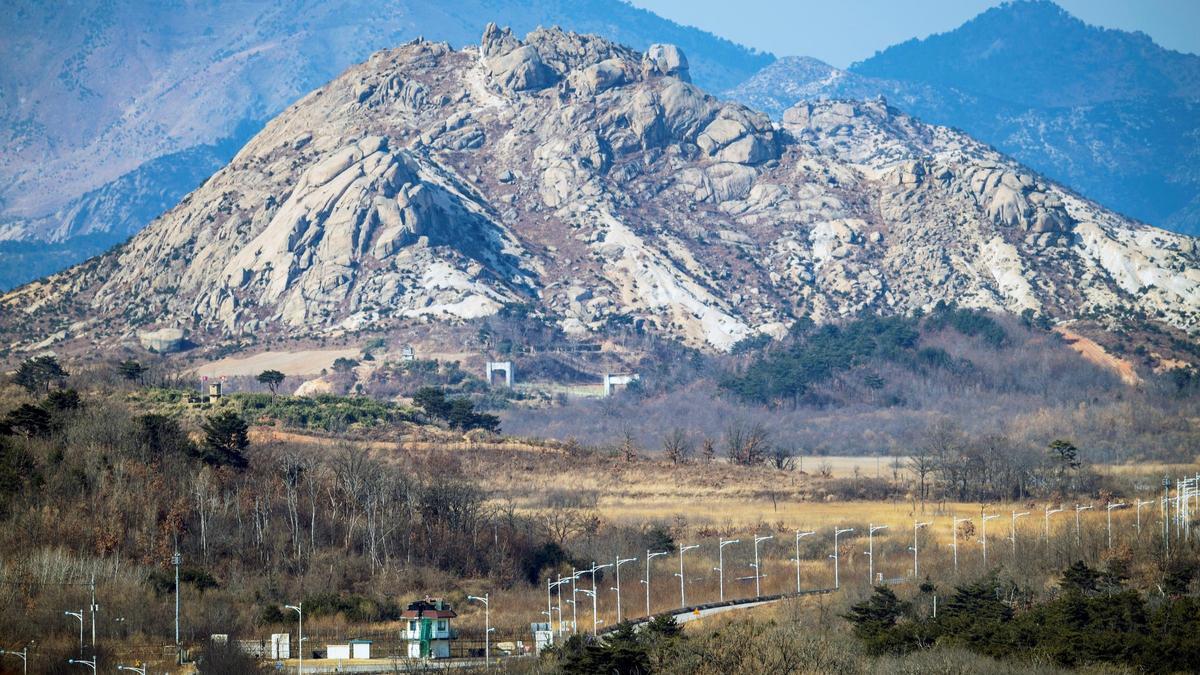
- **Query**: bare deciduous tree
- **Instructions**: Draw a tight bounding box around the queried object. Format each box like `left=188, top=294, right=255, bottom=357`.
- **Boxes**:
left=725, top=420, right=771, bottom=466
left=662, top=427, right=693, bottom=465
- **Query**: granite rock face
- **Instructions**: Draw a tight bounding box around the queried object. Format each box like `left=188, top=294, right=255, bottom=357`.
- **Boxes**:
left=4, top=27, right=1197, bottom=354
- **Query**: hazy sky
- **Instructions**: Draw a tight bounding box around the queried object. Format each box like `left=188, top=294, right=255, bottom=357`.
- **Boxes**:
left=631, top=0, right=1200, bottom=67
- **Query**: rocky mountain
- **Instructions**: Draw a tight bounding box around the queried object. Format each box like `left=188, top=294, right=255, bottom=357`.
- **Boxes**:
left=2, top=26, right=1196, bottom=357
left=726, top=0, right=1200, bottom=237
left=0, top=0, right=772, bottom=289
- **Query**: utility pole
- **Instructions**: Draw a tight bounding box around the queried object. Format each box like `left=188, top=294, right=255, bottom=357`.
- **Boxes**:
left=1011, top=511, right=1029, bottom=557
left=612, top=556, right=637, bottom=622
left=643, top=550, right=668, bottom=618
left=867, top=524, right=888, bottom=584
left=831, top=527, right=855, bottom=589
left=715, top=539, right=739, bottom=601
left=911, top=522, right=930, bottom=578
left=676, top=544, right=699, bottom=607
left=1106, top=502, right=1127, bottom=550
left=792, top=530, right=814, bottom=593
left=951, top=518, right=970, bottom=575
left=981, top=513, right=1000, bottom=567
left=89, top=573, right=97, bottom=656
left=172, top=536, right=181, bottom=663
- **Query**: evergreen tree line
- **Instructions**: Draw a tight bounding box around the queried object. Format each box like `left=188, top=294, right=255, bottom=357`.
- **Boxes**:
left=845, top=560, right=1200, bottom=672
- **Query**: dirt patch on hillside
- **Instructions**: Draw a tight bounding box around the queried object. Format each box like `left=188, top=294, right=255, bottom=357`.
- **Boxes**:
left=1054, top=326, right=1141, bottom=386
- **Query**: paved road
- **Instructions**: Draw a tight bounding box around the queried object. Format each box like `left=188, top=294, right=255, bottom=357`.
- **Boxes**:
left=602, top=587, right=837, bottom=634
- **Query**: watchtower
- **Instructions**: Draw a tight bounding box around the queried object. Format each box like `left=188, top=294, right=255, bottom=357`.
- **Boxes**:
left=402, top=597, right=458, bottom=659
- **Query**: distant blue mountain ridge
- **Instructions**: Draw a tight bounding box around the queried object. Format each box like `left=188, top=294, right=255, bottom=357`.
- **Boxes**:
left=727, top=0, right=1200, bottom=236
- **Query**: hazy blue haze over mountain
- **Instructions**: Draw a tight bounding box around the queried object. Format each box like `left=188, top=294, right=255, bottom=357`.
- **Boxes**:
left=0, top=0, right=772, bottom=289
left=727, top=1, right=1200, bottom=236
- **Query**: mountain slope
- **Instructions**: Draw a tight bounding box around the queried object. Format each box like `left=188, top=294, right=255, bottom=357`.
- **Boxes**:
left=0, top=0, right=772, bottom=288
left=2, top=26, right=1195, bottom=357
left=725, top=0, right=1200, bottom=237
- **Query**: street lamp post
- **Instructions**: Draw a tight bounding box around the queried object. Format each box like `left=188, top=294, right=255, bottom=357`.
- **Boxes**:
left=1136, top=499, right=1153, bottom=535
left=1044, top=506, right=1064, bottom=542
left=1074, top=504, right=1093, bottom=543
left=117, top=666, right=146, bottom=675
left=0, top=647, right=28, bottom=675
left=1162, top=476, right=1172, bottom=555
left=467, top=594, right=491, bottom=667
left=911, top=522, right=930, bottom=578
left=66, top=659, right=96, bottom=673
left=981, top=513, right=1000, bottom=567
left=831, top=527, right=855, bottom=589
left=791, top=530, right=815, bottom=593
left=1106, top=502, right=1127, bottom=550
left=751, top=535, right=773, bottom=597
left=576, top=588, right=599, bottom=635
left=643, top=550, right=668, bottom=618
left=545, top=577, right=555, bottom=633
left=555, top=574, right=566, bottom=636
left=284, top=603, right=303, bottom=675
left=569, top=569, right=580, bottom=634
left=676, top=544, right=700, bottom=607
left=716, top=539, right=739, bottom=601
left=867, top=525, right=888, bottom=584
left=585, top=562, right=612, bottom=635
left=172, top=540, right=182, bottom=663
left=65, top=610, right=84, bottom=656
left=88, top=574, right=97, bottom=658
left=612, top=556, right=637, bottom=622
left=1011, top=511, right=1029, bottom=557
left=951, top=518, right=970, bottom=575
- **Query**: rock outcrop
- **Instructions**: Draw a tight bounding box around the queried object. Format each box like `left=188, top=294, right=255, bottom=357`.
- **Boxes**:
left=3, top=26, right=1197, bottom=355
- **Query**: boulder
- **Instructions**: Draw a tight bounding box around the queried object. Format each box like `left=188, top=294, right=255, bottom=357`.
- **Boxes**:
left=571, top=58, right=630, bottom=94
left=642, top=44, right=690, bottom=82
left=480, top=23, right=557, bottom=92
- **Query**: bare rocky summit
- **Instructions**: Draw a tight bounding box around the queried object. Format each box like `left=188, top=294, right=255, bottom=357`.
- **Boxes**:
left=3, top=25, right=1197, bottom=354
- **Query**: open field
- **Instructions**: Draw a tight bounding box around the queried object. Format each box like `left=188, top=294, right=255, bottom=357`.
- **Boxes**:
left=244, top=428, right=1187, bottom=638
left=194, top=347, right=362, bottom=377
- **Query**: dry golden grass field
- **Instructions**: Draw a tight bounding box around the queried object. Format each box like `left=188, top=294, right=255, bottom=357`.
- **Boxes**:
left=254, top=426, right=1187, bottom=643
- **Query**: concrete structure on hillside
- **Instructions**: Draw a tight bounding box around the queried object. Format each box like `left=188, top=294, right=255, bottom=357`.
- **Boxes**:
left=486, top=361, right=513, bottom=387
left=603, top=373, right=639, bottom=396
left=401, top=345, right=416, bottom=362
left=402, top=597, right=457, bottom=659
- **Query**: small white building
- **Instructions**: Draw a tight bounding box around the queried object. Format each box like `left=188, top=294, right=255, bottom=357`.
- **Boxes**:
left=401, top=597, right=457, bottom=659
left=270, top=633, right=290, bottom=659
left=327, top=644, right=351, bottom=660
left=350, top=640, right=372, bottom=659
